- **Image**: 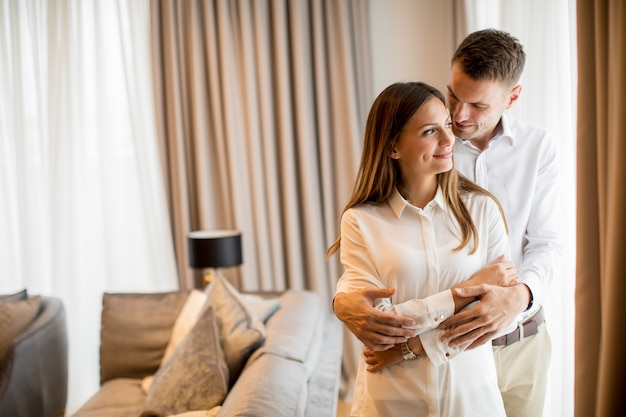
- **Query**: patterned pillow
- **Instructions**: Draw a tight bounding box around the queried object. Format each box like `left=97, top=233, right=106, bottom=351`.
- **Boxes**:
left=141, top=307, right=229, bottom=417
left=203, top=276, right=266, bottom=386
left=0, top=295, right=41, bottom=364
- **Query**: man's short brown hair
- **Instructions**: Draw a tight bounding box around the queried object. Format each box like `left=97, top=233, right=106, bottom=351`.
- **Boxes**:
left=452, top=28, right=526, bottom=87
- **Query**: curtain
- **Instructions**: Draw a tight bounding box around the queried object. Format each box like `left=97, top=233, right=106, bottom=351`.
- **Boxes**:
left=453, top=1, right=577, bottom=416
left=149, top=0, right=372, bottom=397
left=0, top=0, right=178, bottom=413
left=149, top=0, right=371, bottom=302
left=575, top=0, right=626, bottom=415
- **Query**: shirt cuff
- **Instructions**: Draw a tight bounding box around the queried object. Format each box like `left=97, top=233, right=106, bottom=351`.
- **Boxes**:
left=393, top=290, right=455, bottom=332
left=419, top=329, right=466, bottom=366
left=522, top=272, right=542, bottom=310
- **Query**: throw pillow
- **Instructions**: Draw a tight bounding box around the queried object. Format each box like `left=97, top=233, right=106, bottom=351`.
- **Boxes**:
left=141, top=307, right=229, bottom=417
left=239, top=293, right=281, bottom=323
left=203, top=276, right=266, bottom=386
left=0, top=295, right=41, bottom=364
left=0, top=289, right=28, bottom=304
left=141, top=289, right=208, bottom=393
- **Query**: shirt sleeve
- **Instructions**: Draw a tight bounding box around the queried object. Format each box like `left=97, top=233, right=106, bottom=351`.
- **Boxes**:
left=336, top=209, right=456, bottom=334
left=520, top=135, right=562, bottom=310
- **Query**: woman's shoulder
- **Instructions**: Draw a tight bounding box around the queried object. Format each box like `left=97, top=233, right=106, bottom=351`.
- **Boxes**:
left=460, top=190, right=501, bottom=214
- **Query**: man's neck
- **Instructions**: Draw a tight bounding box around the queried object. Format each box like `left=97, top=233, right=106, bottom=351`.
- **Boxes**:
left=469, top=120, right=502, bottom=151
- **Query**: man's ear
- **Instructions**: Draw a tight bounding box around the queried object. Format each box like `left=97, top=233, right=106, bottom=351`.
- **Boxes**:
left=506, top=84, right=523, bottom=108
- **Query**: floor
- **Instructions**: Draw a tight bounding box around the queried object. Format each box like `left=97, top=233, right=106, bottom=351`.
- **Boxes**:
left=336, top=398, right=351, bottom=417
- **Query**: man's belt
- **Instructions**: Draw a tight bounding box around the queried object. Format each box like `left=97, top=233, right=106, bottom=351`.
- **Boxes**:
left=492, top=306, right=545, bottom=347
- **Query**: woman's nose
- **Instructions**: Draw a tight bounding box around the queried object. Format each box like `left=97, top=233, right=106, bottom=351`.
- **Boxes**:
left=442, top=128, right=455, bottom=145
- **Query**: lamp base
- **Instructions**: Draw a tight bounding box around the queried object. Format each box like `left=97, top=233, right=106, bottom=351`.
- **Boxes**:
left=203, top=267, right=218, bottom=286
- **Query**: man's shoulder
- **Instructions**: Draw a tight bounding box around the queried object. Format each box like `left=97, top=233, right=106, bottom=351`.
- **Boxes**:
left=504, top=114, right=552, bottom=145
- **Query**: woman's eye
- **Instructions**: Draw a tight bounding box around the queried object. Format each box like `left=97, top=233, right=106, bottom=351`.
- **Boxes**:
left=424, top=128, right=435, bottom=135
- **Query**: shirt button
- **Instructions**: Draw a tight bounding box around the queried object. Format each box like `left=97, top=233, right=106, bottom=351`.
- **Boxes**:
left=445, top=352, right=450, bottom=357
left=434, top=317, right=439, bottom=322
left=440, top=314, right=445, bottom=320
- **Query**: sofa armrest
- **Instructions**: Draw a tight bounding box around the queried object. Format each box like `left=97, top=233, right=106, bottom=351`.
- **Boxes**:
left=100, top=291, right=189, bottom=384
left=305, top=314, right=342, bottom=417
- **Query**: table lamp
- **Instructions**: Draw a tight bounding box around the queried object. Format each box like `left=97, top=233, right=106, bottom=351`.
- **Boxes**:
left=188, top=230, right=243, bottom=286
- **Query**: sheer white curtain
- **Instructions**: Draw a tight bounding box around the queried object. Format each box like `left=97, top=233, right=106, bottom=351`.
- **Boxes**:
left=456, top=1, right=577, bottom=416
left=0, top=0, right=178, bottom=413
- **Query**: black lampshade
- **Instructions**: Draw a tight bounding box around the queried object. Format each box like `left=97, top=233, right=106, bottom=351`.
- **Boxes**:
left=187, top=230, right=243, bottom=269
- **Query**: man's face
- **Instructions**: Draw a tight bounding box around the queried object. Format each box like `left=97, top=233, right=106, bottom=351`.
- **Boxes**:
left=446, top=62, right=520, bottom=144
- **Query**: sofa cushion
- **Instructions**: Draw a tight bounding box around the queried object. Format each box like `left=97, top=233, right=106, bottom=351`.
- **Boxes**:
left=202, top=276, right=265, bottom=386
left=100, top=291, right=189, bottom=384
left=71, top=378, right=146, bottom=417
left=141, top=307, right=229, bottom=417
left=219, top=353, right=308, bottom=417
left=0, top=295, right=41, bottom=365
left=249, top=290, right=324, bottom=376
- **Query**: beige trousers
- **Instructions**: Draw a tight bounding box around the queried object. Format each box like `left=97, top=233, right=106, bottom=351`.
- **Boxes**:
left=493, top=323, right=552, bottom=417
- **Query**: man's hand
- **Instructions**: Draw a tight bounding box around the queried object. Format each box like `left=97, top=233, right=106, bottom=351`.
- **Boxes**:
left=439, top=283, right=530, bottom=349
left=333, top=288, right=416, bottom=351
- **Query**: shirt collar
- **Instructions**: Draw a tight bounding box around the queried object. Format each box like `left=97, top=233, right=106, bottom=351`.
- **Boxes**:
left=497, top=113, right=515, bottom=145
left=389, top=186, right=446, bottom=218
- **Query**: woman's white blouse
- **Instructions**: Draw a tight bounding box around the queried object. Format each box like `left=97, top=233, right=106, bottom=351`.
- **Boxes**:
left=336, top=187, right=510, bottom=417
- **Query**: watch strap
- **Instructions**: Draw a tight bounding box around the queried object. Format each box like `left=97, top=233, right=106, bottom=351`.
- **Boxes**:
left=401, top=341, right=418, bottom=360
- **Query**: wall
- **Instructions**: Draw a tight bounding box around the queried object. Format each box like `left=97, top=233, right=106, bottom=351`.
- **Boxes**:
left=368, top=0, right=455, bottom=96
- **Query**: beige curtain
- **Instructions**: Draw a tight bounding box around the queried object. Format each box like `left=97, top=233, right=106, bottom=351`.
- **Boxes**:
left=150, top=0, right=372, bottom=300
left=575, top=0, right=626, bottom=416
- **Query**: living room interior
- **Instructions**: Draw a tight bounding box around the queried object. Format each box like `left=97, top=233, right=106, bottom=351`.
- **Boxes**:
left=1, top=0, right=624, bottom=416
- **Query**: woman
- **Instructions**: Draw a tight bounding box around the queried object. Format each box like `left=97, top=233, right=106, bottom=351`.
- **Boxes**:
left=327, top=82, right=516, bottom=416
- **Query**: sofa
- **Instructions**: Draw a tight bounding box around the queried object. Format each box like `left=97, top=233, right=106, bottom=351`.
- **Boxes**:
left=72, top=277, right=343, bottom=417
left=0, top=292, right=68, bottom=417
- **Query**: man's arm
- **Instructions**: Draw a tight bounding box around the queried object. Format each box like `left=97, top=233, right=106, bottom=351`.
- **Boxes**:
left=334, top=256, right=518, bottom=351
left=333, top=287, right=416, bottom=351
left=439, top=132, right=562, bottom=349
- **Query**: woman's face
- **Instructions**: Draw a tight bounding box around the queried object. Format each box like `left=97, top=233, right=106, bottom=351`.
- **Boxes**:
left=392, top=97, right=455, bottom=183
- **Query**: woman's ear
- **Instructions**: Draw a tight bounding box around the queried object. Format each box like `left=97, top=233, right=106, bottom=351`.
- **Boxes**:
left=389, top=146, right=400, bottom=159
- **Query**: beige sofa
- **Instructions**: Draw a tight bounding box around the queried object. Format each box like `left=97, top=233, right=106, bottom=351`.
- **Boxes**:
left=72, top=278, right=342, bottom=417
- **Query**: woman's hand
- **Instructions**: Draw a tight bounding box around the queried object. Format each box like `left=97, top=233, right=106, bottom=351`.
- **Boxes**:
left=363, top=344, right=403, bottom=372
left=463, top=255, right=519, bottom=287
left=363, top=337, right=424, bottom=372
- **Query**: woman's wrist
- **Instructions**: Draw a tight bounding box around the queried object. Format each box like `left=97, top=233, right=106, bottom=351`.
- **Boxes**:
left=407, top=336, right=424, bottom=356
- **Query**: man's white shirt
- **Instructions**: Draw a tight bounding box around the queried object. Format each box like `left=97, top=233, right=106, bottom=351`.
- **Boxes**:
left=453, top=113, right=562, bottom=322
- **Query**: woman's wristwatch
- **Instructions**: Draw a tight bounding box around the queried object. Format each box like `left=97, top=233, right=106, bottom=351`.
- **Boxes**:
left=401, top=341, right=418, bottom=360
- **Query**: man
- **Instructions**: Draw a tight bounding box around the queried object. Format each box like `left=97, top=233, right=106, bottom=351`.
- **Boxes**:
left=332, top=29, right=561, bottom=417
